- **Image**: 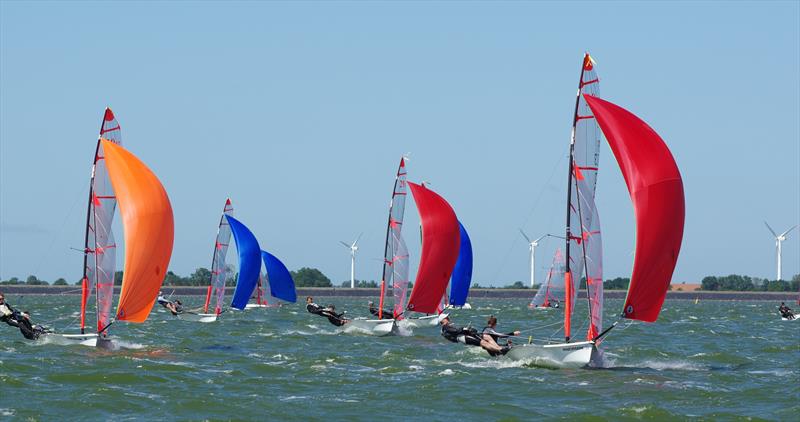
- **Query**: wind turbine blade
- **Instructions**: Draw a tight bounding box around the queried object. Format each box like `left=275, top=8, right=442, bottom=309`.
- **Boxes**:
left=352, top=232, right=364, bottom=247
left=764, top=221, right=778, bottom=238
left=518, top=229, right=531, bottom=243
left=534, top=234, right=548, bottom=243
left=780, top=225, right=798, bottom=238
left=339, top=241, right=351, bottom=248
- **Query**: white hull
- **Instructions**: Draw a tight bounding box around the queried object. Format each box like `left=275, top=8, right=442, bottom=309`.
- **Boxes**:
left=58, top=333, right=99, bottom=346
left=505, top=340, right=596, bottom=369
left=179, top=312, right=218, bottom=323
left=343, top=318, right=395, bottom=336
left=400, top=313, right=449, bottom=328
left=244, top=303, right=280, bottom=309
left=781, top=314, right=798, bottom=321
left=444, top=303, right=472, bottom=310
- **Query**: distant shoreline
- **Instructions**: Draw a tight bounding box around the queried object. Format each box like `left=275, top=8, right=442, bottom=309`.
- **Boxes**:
left=0, top=285, right=796, bottom=301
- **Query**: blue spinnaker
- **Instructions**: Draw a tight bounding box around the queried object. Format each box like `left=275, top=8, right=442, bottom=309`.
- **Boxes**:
left=449, top=221, right=473, bottom=306
left=226, top=215, right=261, bottom=310
left=261, top=250, right=297, bottom=303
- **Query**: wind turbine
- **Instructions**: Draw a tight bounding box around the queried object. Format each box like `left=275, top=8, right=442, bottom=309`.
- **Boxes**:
left=519, top=229, right=549, bottom=288
left=764, top=222, right=797, bottom=280
left=339, top=233, right=363, bottom=288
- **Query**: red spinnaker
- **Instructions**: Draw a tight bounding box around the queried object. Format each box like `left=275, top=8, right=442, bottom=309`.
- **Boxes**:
left=406, top=182, right=460, bottom=314
left=584, top=94, right=684, bottom=323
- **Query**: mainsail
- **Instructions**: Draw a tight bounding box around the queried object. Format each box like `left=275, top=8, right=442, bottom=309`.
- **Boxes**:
left=563, top=53, right=604, bottom=341
left=102, top=139, right=173, bottom=324
left=584, top=94, right=684, bottom=323
left=226, top=215, right=262, bottom=310
left=261, top=250, right=297, bottom=303
left=530, top=248, right=565, bottom=308
left=205, top=198, right=234, bottom=314
left=406, top=182, right=460, bottom=314
left=81, top=108, right=122, bottom=333
left=448, top=221, right=473, bottom=307
left=379, top=157, right=409, bottom=319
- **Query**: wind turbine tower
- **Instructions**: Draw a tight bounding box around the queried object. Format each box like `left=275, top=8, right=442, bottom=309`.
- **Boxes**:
left=764, top=221, right=797, bottom=281
left=340, top=233, right=363, bottom=288
left=519, top=229, right=549, bottom=288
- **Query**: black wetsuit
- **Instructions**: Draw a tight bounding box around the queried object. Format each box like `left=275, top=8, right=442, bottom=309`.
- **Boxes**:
left=779, top=305, right=794, bottom=319
left=482, top=326, right=515, bottom=356
left=369, top=306, right=394, bottom=320
left=307, top=303, right=347, bottom=326
left=1, top=303, right=44, bottom=340
left=440, top=322, right=481, bottom=346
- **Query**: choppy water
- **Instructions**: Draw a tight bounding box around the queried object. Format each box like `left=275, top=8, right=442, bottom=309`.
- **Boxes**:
left=0, top=296, right=798, bottom=420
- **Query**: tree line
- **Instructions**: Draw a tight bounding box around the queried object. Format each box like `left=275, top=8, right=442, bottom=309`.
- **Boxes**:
left=2, top=271, right=798, bottom=292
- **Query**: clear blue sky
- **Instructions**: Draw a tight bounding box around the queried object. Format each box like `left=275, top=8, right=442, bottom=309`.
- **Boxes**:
left=1, top=1, right=798, bottom=286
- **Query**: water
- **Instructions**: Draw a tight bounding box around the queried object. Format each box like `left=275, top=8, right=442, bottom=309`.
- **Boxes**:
left=0, top=296, right=798, bottom=420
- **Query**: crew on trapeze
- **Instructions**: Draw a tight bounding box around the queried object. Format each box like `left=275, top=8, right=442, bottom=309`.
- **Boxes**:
left=778, top=302, right=795, bottom=320
left=439, top=315, right=518, bottom=356
left=0, top=292, right=49, bottom=340
left=157, top=291, right=184, bottom=316
left=543, top=298, right=560, bottom=309
left=306, top=296, right=349, bottom=327
left=368, top=301, right=394, bottom=320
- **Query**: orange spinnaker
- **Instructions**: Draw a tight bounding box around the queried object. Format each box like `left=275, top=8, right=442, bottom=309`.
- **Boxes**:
left=102, top=139, right=174, bottom=323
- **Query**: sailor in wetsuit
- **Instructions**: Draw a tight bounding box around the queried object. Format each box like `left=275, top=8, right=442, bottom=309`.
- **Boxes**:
left=368, top=301, right=394, bottom=320
left=306, top=296, right=349, bottom=326
left=481, top=316, right=520, bottom=357
left=157, top=292, right=183, bottom=316
left=0, top=292, right=48, bottom=340
left=439, top=316, right=482, bottom=346
left=779, top=302, right=795, bottom=319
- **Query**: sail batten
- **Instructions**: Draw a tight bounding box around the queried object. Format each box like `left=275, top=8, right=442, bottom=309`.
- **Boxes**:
left=583, top=94, right=684, bottom=323
left=406, top=182, right=460, bottom=314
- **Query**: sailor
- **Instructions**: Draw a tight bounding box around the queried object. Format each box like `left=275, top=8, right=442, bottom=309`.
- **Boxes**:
left=481, top=316, right=520, bottom=356
left=439, top=316, right=482, bottom=346
left=0, top=292, right=47, bottom=340
left=550, top=299, right=560, bottom=309
left=368, top=301, right=394, bottom=320
left=156, top=292, right=183, bottom=316
left=306, top=297, right=348, bottom=326
left=779, top=302, right=794, bottom=319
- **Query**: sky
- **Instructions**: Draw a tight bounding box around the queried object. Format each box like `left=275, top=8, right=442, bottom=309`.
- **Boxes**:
left=1, top=1, right=798, bottom=287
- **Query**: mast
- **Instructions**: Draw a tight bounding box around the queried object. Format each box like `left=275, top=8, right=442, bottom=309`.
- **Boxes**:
left=563, top=56, right=589, bottom=342
left=379, top=157, right=408, bottom=319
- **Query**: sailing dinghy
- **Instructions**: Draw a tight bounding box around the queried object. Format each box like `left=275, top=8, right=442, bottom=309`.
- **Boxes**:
left=179, top=199, right=235, bottom=322
left=506, top=54, right=684, bottom=368
left=61, top=108, right=174, bottom=348
left=346, top=157, right=408, bottom=335
left=528, top=249, right=565, bottom=310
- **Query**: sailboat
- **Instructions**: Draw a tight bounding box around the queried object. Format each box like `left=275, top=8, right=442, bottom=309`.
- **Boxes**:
left=529, top=248, right=565, bottom=310
left=180, top=199, right=234, bottom=322
left=507, top=54, right=685, bottom=368
left=61, top=108, right=174, bottom=348
left=445, top=221, right=473, bottom=310
left=226, top=215, right=262, bottom=311
left=345, top=157, right=408, bottom=336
